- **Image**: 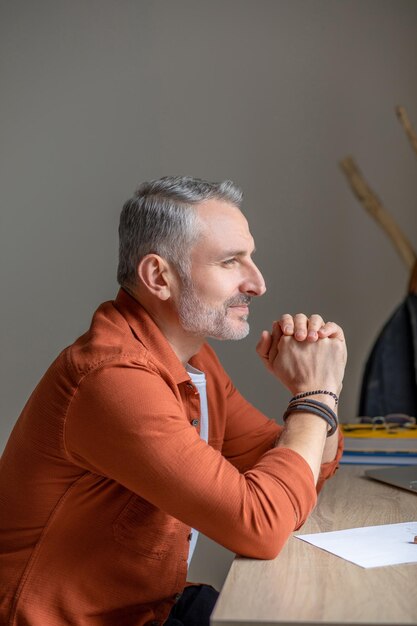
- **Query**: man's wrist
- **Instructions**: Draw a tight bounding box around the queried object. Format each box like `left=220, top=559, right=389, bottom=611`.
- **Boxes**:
left=283, top=397, right=339, bottom=436
left=276, top=412, right=328, bottom=449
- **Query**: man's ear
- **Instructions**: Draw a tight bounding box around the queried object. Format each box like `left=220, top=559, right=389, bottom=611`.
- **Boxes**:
left=137, top=254, right=175, bottom=300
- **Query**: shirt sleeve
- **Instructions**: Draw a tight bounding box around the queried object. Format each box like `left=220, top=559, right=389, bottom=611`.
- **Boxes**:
left=207, top=348, right=343, bottom=492
left=64, top=364, right=317, bottom=560
left=221, top=376, right=283, bottom=472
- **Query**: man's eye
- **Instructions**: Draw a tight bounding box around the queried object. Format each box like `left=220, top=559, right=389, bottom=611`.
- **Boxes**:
left=222, top=258, right=237, bottom=266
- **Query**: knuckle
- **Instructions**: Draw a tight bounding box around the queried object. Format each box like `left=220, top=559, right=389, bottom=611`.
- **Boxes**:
left=294, top=312, right=307, bottom=320
left=310, top=313, right=323, bottom=322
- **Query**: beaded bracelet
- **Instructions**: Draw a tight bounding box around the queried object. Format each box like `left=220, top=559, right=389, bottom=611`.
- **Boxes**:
left=283, top=398, right=338, bottom=436
left=290, top=389, right=339, bottom=406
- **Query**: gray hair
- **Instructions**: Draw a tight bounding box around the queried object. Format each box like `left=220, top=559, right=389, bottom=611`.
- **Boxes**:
left=117, top=175, right=243, bottom=288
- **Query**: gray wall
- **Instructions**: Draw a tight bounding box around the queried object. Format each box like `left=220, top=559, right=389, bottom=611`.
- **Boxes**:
left=2, top=0, right=417, bottom=589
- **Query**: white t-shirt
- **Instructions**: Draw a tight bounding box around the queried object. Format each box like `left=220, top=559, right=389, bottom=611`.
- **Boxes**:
left=185, top=364, right=209, bottom=565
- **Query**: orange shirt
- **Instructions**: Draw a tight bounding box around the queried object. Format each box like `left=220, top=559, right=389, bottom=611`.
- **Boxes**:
left=0, top=289, right=343, bottom=626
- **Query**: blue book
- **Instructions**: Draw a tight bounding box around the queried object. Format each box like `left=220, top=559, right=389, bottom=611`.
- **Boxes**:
left=341, top=450, right=417, bottom=465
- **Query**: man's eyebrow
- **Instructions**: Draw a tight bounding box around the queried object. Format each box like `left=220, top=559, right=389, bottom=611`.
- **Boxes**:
left=216, top=247, right=256, bottom=259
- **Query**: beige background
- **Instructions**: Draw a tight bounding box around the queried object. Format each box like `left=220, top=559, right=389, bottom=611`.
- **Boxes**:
left=1, top=0, right=417, bottom=589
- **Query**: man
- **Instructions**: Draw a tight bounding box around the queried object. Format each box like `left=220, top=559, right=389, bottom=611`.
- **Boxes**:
left=0, top=176, right=347, bottom=626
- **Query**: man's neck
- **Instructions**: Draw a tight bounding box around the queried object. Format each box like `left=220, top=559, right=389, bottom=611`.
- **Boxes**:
left=124, top=286, right=204, bottom=366
left=160, top=327, right=204, bottom=366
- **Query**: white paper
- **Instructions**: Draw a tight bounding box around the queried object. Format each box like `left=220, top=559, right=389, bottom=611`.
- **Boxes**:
left=296, top=521, right=417, bottom=568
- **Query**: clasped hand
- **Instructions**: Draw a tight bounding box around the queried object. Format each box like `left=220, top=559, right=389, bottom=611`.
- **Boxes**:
left=256, top=314, right=347, bottom=396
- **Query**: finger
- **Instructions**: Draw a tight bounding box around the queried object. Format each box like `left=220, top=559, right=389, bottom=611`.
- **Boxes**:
left=256, top=330, right=272, bottom=360
left=278, top=314, right=294, bottom=336
left=306, top=314, right=325, bottom=342
left=318, top=322, right=345, bottom=341
left=293, top=313, right=308, bottom=341
left=256, top=330, right=275, bottom=373
left=269, top=321, right=283, bottom=363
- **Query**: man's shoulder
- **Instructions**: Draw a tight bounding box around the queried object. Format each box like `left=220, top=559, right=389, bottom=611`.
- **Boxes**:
left=64, top=299, right=151, bottom=383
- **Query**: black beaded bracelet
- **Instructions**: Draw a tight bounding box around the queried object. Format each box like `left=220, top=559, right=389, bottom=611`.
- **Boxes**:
left=290, top=389, right=339, bottom=406
left=283, top=398, right=338, bottom=436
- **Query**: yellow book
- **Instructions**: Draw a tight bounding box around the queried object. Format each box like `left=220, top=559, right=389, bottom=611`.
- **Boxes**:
left=341, top=424, right=417, bottom=439
left=341, top=424, right=417, bottom=453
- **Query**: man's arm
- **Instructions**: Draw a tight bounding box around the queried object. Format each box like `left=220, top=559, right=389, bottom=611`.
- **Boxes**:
left=64, top=364, right=317, bottom=560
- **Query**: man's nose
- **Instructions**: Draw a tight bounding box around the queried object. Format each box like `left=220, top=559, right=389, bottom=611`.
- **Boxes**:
left=242, top=262, right=266, bottom=297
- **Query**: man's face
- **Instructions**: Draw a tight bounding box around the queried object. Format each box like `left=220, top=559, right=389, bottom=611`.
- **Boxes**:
left=176, top=199, right=266, bottom=340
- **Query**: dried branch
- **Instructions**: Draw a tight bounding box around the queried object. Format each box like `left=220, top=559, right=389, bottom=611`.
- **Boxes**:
left=396, top=105, right=417, bottom=159
left=339, top=156, right=416, bottom=271
left=409, top=260, right=417, bottom=294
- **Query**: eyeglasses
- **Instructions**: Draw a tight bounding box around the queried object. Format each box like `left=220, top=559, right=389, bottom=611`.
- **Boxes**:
left=342, top=414, right=416, bottom=433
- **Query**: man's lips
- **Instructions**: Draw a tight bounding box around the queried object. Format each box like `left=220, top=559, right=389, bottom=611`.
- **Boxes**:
left=228, top=304, right=249, bottom=314
left=226, top=296, right=251, bottom=315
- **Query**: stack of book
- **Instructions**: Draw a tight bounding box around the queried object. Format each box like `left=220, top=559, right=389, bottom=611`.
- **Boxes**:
left=340, top=423, right=417, bottom=465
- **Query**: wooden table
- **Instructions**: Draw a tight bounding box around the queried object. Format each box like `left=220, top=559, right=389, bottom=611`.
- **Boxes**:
left=211, top=465, right=417, bottom=626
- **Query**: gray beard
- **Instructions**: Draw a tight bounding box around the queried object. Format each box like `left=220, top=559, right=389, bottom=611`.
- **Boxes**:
left=177, top=278, right=251, bottom=341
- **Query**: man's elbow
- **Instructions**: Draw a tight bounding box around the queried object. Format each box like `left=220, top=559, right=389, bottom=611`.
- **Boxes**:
left=230, top=526, right=290, bottom=560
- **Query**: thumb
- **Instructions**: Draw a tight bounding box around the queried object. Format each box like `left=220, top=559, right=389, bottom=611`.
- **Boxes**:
left=318, top=322, right=345, bottom=341
left=256, top=330, right=272, bottom=362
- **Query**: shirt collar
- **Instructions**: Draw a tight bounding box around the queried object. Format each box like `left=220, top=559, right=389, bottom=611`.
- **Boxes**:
left=113, top=288, right=191, bottom=385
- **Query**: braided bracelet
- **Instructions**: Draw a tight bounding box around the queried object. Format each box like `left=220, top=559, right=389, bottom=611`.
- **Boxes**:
left=290, top=389, right=339, bottom=406
left=288, top=398, right=338, bottom=429
left=284, top=404, right=337, bottom=436
left=285, top=401, right=338, bottom=435
left=283, top=398, right=338, bottom=436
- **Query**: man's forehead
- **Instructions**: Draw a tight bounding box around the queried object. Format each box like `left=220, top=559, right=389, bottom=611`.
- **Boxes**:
left=193, top=199, right=255, bottom=255
left=195, top=198, right=248, bottom=231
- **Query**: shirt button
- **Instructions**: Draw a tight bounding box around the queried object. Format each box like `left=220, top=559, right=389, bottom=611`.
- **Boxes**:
left=191, top=419, right=199, bottom=427
left=174, top=592, right=182, bottom=602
